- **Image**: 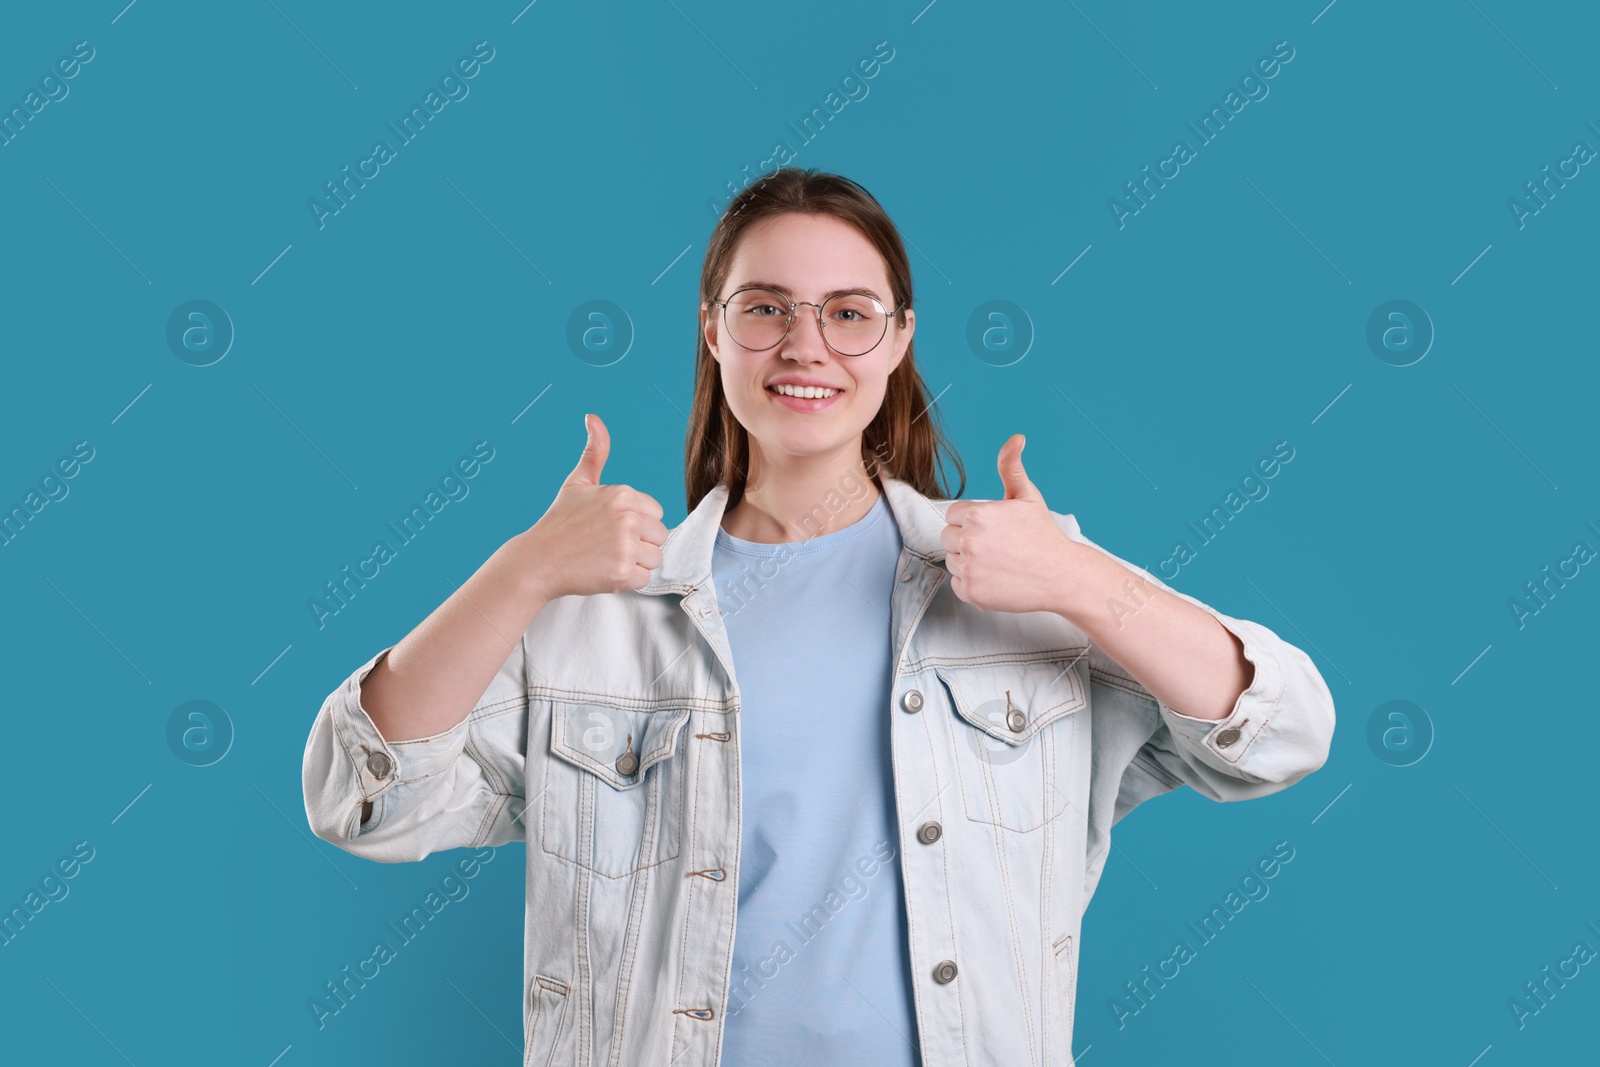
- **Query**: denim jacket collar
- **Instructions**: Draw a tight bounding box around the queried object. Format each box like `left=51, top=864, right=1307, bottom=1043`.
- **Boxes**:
left=638, top=473, right=950, bottom=596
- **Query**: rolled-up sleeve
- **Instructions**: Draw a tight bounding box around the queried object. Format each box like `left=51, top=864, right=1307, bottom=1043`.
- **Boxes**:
left=1053, top=512, right=1336, bottom=811
left=301, top=639, right=529, bottom=864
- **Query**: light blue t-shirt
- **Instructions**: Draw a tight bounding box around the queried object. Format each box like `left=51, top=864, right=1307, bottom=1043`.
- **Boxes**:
left=712, top=490, right=920, bottom=1066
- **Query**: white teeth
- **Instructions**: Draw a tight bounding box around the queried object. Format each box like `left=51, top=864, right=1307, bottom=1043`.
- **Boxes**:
left=770, top=383, right=840, bottom=399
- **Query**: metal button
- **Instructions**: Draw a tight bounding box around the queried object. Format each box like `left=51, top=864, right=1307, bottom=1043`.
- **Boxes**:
left=1006, top=707, right=1027, bottom=732
left=616, top=750, right=639, bottom=776
left=901, top=689, right=924, bottom=713
left=900, top=571, right=914, bottom=582
left=917, top=821, right=942, bottom=844
left=366, top=751, right=393, bottom=779
left=1215, top=727, right=1242, bottom=748
left=933, top=960, right=958, bottom=984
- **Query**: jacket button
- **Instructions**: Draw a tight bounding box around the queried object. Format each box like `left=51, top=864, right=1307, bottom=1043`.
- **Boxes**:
left=1006, top=707, right=1026, bottom=732
left=366, top=751, right=393, bottom=780
left=933, top=960, right=958, bottom=984
left=1215, top=727, right=1242, bottom=748
left=616, top=750, right=640, bottom=776
left=917, top=821, right=942, bottom=844
left=900, top=571, right=914, bottom=582
left=901, top=690, right=924, bottom=713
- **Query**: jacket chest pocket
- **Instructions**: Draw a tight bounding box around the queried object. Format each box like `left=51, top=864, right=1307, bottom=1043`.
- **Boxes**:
left=538, top=698, right=693, bottom=878
left=934, top=657, right=1086, bottom=833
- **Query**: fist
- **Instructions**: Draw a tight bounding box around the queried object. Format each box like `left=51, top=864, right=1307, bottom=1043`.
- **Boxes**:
left=516, top=413, right=670, bottom=601
left=941, top=434, right=1076, bottom=614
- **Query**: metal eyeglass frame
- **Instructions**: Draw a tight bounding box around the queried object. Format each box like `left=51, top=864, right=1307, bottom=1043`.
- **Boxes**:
left=708, top=286, right=908, bottom=357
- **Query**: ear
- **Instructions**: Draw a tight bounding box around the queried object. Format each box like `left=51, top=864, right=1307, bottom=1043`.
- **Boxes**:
left=702, top=300, right=723, bottom=364
left=889, top=307, right=914, bottom=375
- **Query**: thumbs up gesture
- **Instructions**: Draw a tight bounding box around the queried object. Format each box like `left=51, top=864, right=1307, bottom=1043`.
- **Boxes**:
left=941, top=434, right=1077, bottom=614
left=517, top=413, right=670, bottom=602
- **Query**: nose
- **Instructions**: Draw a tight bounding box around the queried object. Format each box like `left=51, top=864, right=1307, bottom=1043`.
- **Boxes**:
left=781, top=302, right=830, bottom=362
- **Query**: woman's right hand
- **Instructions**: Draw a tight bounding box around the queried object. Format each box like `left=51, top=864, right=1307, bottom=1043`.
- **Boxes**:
left=507, top=413, right=670, bottom=603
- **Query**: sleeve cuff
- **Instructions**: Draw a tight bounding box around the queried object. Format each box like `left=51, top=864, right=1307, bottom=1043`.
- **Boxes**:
left=329, top=645, right=477, bottom=826
left=1156, top=609, right=1286, bottom=767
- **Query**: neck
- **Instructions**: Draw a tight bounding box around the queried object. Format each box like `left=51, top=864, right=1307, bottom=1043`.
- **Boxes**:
left=722, top=446, right=880, bottom=544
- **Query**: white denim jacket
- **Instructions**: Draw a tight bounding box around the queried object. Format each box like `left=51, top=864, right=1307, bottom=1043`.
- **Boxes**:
left=302, top=473, right=1335, bottom=1066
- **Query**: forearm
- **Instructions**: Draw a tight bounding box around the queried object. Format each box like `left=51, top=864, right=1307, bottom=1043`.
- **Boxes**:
left=361, top=533, right=551, bottom=743
left=1050, top=540, right=1251, bottom=721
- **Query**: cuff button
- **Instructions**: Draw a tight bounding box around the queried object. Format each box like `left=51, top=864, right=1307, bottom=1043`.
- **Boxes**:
left=1215, top=727, right=1242, bottom=748
left=366, top=751, right=394, bottom=779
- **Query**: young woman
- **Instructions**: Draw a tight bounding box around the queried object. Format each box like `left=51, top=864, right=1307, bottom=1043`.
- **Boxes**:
left=303, top=168, right=1335, bottom=1067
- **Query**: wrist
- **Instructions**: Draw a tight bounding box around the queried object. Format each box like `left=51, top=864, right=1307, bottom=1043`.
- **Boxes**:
left=495, top=531, right=558, bottom=613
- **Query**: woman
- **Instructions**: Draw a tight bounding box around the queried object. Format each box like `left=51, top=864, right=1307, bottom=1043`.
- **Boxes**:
left=302, top=168, right=1335, bottom=1066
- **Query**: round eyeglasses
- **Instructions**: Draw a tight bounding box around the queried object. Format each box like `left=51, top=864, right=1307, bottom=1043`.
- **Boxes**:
left=709, top=287, right=906, bottom=357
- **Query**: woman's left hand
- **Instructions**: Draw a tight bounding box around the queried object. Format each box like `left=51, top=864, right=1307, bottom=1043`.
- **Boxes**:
left=941, top=434, right=1081, bottom=614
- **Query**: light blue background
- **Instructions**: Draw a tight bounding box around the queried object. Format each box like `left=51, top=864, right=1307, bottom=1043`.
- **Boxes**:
left=1, top=1, right=1595, bottom=1063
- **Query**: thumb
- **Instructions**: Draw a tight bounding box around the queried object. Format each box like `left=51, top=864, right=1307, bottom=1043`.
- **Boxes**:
left=567, top=412, right=610, bottom=486
left=998, top=434, right=1043, bottom=502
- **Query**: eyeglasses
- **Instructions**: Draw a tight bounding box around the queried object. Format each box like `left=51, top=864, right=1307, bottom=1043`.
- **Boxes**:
left=708, top=286, right=906, bottom=357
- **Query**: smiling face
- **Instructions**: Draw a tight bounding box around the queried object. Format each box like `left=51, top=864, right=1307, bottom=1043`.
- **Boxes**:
left=702, top=211, right=914, bottom=477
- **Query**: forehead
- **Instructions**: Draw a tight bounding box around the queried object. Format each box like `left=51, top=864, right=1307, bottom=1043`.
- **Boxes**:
left=726, top=212, right=891, bottom=294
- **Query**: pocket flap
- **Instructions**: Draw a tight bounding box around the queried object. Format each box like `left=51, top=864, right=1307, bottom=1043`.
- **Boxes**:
left=549, top=700, right=691, bottom=789
left=935, top=657, right=1086, bottom=746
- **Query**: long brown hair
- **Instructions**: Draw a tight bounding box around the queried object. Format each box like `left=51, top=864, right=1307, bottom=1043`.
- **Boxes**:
left=685, top=167, right=965, bottom=512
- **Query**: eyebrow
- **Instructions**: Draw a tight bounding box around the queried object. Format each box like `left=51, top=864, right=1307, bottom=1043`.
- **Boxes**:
left=734, top=280, right=887, bottom=303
